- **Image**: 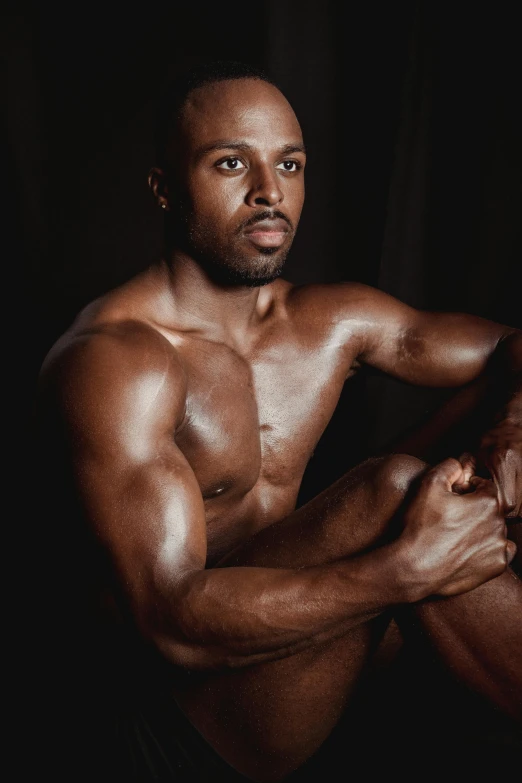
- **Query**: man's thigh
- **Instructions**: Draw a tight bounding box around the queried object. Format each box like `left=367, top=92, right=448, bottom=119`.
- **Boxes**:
left=177, top=454, right=426, bottom=781
left=219, top=453, right=427, bottom=571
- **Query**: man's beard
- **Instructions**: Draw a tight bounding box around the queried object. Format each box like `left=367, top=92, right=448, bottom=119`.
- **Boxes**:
left=190, top=238, right=289, bottom=288
left=170, top=207, right=294, bottom=287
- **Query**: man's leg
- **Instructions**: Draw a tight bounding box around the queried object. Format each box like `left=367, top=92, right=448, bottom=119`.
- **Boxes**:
left=388, top=378, right=522, bottom=721
left=403, top=564, right=522, bottom=716
left=176, top=376, right=522, bottom=782
left=176, top=454, right=427, bottom=782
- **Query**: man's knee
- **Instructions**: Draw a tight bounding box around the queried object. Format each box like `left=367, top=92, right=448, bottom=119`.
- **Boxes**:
left=372, top=453, right=428, bottom=498
left=342, top=453, right=429, bottom=550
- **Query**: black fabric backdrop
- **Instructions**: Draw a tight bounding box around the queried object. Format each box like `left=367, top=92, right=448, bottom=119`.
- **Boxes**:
left=8, top=0, right=520, bottom=476
left=5, top=0, right=521, bottom=773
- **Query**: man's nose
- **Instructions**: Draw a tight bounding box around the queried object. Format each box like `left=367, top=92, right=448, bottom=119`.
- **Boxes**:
left=245, top=164, right=283, bottom=207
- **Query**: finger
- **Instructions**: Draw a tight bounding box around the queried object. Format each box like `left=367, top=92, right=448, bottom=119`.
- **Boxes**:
left=506, top=540, right=517, bottom=565
left=452, top=452, right=477, bottom=494
left=428, top=457, right=466, bottom=490
left=486, top=455, right=517, bottom=517
left=511, top=504, right=522, bottom=520
left=457, top=451, right=477, bottom=484
left=468, top=475, right=499, bottom=499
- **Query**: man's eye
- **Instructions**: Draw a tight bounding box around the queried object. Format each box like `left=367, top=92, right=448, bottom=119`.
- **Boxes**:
left=216, top=158, right=246, bottom=170
left=276, top=160, right=301, bottom=172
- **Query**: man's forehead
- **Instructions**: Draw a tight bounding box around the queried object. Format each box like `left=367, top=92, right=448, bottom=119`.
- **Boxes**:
left=180, top=79, right=303, bottom=148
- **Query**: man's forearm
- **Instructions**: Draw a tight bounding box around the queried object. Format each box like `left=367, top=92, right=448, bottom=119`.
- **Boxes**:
left=385, top=331, right=521, bottom=459
left=148, top=541, right=415, bottom=671
left=142, top=455, right=511, bottom=673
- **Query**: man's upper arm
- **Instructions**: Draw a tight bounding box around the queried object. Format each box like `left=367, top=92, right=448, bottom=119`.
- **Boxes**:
left=344, top=283, right=515, bottom=386
left=42, top=323, right=206, bottom=638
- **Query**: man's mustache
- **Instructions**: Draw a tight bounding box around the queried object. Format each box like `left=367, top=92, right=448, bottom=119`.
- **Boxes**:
left=236, top=210, right=293, bottom=233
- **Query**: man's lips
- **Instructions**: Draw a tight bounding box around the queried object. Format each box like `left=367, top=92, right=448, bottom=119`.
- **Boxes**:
left=243, top=218, right=290, bottom=248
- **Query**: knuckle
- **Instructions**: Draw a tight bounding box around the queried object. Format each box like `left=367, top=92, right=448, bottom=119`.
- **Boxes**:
left=485, top=492, right=500, bottom=510
left=423, top=469, right=440, bottom=488
left=486, top=548, right=506, bottom=575
left=494, top=519, right=506, bottom=536
left=477, top=497, right=497, bottom=517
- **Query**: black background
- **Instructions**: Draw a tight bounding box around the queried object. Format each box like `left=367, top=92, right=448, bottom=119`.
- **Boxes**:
left=5, top=0, right=521, bottom=775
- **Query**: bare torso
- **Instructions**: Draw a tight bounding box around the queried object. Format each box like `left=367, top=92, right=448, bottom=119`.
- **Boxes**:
left=53, top=267, right=360, bottom=566
left=173, top=301, right=352, bottom=565
left=36, top=261, right=522, bottom=780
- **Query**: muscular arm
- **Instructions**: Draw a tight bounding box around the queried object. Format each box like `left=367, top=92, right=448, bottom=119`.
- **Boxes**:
left=336, top=284, right=522, bottom=715
left=40, top=320, right=513, bottom=675
left=349, top=283, right=518, bottom=387
left=346, top=283, right=521, bottom=514
left=39, top=324, right=419, bottom=672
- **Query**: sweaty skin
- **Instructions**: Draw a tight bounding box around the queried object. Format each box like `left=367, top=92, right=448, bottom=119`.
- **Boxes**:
left=36, top=79, right=522, bottom=781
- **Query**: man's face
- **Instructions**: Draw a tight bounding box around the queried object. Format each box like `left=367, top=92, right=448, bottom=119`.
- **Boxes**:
left=167, top=78, right=306, bottom=287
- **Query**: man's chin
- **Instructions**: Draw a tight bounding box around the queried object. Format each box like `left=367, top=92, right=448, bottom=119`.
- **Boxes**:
left=215, top=266, right=284, bottom=288
left=198, top=251, right=287, bottom=288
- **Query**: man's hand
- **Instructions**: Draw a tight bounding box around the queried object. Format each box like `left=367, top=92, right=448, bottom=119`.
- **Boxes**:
left=457, top=331, right=522, bottom=518
left=458, top=419, right=522, bottom=518
left=400, top=458, right=516, bottom=598
left=478, top=420, right=521, bottom=517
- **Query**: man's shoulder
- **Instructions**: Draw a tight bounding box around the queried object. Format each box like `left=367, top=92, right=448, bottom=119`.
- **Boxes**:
left=39, top=300, right=187, bottom=413
left=283, top=280, right=390, bottom=325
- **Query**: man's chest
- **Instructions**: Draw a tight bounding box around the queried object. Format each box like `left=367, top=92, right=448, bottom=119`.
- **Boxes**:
left=175, top=335, right=355, bottom=553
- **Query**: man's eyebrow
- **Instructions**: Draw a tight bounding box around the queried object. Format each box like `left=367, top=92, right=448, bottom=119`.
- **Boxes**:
left=279, top=143, right=307, bottom=156
left=195, top=141, right=307, bottom=160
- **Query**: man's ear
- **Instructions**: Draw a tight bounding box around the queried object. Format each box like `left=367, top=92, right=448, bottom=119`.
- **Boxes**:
left=148, top=167, right=170, bottom=210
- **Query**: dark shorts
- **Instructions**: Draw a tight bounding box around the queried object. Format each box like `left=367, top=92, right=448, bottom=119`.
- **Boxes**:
left=40, top=655, right=522, bottom=782
left=115, top=698, right=250, bottom=782
left=109, top=689, right=522, bottom=782
left=91, top=693, right=366, bottom=782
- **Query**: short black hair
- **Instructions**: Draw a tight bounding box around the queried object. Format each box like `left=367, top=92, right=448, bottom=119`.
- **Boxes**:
left=154, top=60, right=278, bottom=167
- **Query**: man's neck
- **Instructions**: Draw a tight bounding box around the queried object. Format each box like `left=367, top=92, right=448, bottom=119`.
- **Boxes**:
left=153, top=250, right=275, bottom=345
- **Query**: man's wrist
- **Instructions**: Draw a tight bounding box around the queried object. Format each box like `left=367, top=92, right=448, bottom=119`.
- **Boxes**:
left=335, top=538, right=432, bottom=609
left=384, top=537, right=436, bottom=604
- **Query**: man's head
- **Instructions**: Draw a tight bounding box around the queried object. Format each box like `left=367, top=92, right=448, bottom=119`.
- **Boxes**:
left=149, top=61, right=306, bottom=287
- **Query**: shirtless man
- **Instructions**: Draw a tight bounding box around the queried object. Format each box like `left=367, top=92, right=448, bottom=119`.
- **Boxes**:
left=35, top=62, right=522, bottom=781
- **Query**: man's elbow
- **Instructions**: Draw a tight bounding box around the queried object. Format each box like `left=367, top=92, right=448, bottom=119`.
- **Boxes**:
left=149, top=631, right=265, bottom=672
left=133, top=596, right=236, bottom=671
left=135, top=596, right=255, bottom=672
left=153, top=632, right=225, bottom=670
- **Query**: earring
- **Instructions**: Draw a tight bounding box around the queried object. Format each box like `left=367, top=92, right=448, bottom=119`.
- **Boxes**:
left=161, top=203, right=167, bottom=209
